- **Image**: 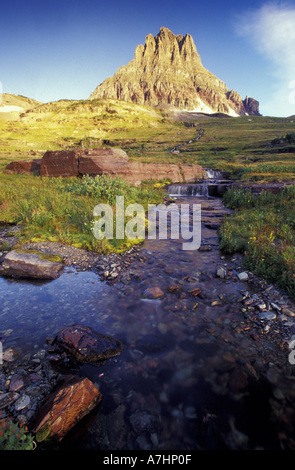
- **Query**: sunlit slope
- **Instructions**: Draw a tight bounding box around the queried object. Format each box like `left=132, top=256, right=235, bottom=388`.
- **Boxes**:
left=0, top=95, right=294, bottom=182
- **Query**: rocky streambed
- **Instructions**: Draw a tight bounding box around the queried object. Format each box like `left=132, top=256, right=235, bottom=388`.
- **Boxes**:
left=1, top=186, right=295, bottom=450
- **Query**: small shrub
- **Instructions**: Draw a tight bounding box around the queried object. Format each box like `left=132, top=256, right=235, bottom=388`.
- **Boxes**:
left=220, top=186, right=295, bottom=298
left=0, top=413, right=35, bottom=450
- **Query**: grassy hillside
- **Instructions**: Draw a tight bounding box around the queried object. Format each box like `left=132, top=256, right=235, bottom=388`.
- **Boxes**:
left=0, top=93, right=41, bottom=110
left=0, top=97, right=294, bottom=182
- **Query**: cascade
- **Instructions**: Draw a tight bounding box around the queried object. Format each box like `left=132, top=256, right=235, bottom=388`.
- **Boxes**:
left=168, top=183, right=209, bottom=197
left=205, top=169, right=228, bottom=180
left=167, top=169, right=232, bottom=198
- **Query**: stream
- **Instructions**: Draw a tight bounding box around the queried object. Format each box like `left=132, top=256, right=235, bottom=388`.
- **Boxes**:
left=1, top=175, right=295, bottom=450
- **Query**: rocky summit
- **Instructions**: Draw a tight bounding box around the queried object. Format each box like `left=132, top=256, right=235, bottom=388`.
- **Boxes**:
left=90, top=27, right=260, bottom=116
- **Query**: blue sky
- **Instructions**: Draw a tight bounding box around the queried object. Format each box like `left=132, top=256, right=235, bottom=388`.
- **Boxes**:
left=1, top=0, right=295, bottom=116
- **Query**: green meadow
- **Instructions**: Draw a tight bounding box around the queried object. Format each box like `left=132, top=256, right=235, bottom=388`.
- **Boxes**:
left=1, top=96, right=295, bottom=293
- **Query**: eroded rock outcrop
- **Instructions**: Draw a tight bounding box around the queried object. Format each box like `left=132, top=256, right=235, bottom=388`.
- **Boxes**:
left=39, top=147, right=129, bottom=178
left=90, top=27, right=260, bottom=116
left=8, top=147, right=203, bottom=184
left=5, top=159, right=42, bottom=175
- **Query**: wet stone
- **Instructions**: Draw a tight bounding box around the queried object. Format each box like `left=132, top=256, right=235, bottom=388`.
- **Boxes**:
left=216, top=267, right=226, bottom=279
left=54, top=324, right=123, bottom=363
left=143, top=287, right=164, bottom=299
left=258, top=311, right=277, bottom=321
left=9, top=374, right=25, bottom=392
left=14, top=394, right=30, bottom=411
left=0, top=392, right=20, bottom=409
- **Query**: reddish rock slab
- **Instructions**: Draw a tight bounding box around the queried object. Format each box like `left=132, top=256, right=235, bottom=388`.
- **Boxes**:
left=78, top=147, right=129, bottom=176
left=32, top=375, right=102, bottom=442
left=54, top=324, right=123, bottom=363
left=179, top=164, right=203, bottom=182
left=115, top=161, right=182, bottom=186
left=40, top=150, right=80, bottom=177
left=7, top=146, right=203, bottom=185
left=5, top=159, right=42, bottom=175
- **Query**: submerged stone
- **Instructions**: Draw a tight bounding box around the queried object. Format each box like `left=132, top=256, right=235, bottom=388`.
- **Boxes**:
left=54, top=324, right=123, bottom=363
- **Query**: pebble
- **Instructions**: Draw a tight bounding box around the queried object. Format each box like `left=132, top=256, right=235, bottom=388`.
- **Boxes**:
left=258, top=311, right=277, bottom=321
left=14, top=394, right=30, bottom=411
left=282, top=308, right=295, bottom=317
left=0, top=392, right=20, bottom=409
left=238, top=272, right=249, bottom=281
left=216, top=267, right=226, bottom=278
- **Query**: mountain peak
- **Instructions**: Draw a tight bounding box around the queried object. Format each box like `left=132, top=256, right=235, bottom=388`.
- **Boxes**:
left=90, top=28, right=260, bottom=116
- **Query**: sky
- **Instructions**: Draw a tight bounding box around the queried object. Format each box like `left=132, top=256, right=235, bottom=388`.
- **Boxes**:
left=1, top=0, right=295, bottom=117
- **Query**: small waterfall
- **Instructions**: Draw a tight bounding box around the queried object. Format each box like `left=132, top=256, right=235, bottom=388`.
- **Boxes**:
left=205, top=169, right=227, bottom=180
left=168, top=183, right=209, bottom=197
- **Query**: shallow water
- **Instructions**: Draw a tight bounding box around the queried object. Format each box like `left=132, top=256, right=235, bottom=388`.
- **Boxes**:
left=0, top=194, right=291, bottom=450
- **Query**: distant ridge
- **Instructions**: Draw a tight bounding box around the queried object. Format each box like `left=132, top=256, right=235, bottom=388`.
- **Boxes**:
left=90, top=27, right=260, bottom=117
left=0, top=93, right=41, bottom=113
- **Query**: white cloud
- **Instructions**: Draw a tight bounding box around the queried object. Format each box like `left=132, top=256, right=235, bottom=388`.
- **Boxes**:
left=236, top=1, right=295, bottom=116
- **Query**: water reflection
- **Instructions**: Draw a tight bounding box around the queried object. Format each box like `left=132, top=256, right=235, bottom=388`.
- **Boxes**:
left=0, top=268, right=116, bottom=350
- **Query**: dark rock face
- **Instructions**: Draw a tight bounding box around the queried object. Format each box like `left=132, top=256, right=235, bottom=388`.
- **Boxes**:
left=54, top=324, right=123, bottom=363
left=90, top=27, right=260, bottom=116
left=243, top=96, right=261, bottom=116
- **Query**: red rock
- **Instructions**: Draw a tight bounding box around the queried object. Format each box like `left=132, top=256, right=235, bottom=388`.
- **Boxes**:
left=144, top=287, right=164, bottom=298
left=8, top=146, right=203, bottom=185
left=40, top=150, right=79, bottom=177
left=54, top=324, right=123, bottom=363
left=112, top=162, right=202, bottom=186
left=78, top=147, right=129, bottom=176
left=32, top=375, right=102, bottom=442
left=179, top=164, right=203, bottom=182
left=5, top=159, right=41, bottom=175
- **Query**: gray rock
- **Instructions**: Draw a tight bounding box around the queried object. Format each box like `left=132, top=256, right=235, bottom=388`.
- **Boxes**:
left=0, top=250, right=64, bottom=280
left=0, top=392, right=20, bottom=409
left=282, top=308, right=295, bottom=317
left=14, top=394, right=30, bottom=411
left=258, top=311, right=277, bottom=321
left=238, top=272, right=249, bottom=281
left=216, top=267, right=226, bottom=278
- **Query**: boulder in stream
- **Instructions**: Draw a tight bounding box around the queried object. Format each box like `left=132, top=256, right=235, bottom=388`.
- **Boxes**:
left=31, top=375, right=102, bottom=442
left=0, top=250, right=64, bottom=280
left=54, top=324, right=123, bottom=363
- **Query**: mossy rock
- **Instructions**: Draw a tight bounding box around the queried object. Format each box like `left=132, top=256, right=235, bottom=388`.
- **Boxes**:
left=15, top=249, right=63, bottom=264
left=35, top=422, right=52, bottom=443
